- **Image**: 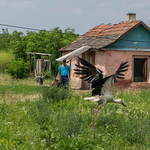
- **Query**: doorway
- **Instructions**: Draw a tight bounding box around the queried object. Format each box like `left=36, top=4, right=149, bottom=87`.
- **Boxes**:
left=81, top=53, right=95, bottom=89
left=133, top=58, right=147, bottom=82
left=89, top=55, right=93, bottom=89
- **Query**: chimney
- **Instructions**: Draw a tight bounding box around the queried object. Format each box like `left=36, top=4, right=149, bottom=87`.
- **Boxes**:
left=127, top=13, right=136, bottom=21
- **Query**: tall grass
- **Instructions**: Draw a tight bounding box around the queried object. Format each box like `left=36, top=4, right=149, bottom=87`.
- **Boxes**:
left=0, top=82, right=150, bottom=149
left=0, top=73, right=53, bottom=86
left=0, top=52, right=14, bottom=72
left=42, top=85, right=72, bottom=102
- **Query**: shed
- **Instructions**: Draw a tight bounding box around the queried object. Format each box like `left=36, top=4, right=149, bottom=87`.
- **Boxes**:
left=56, top=13, right=150, bottom=89
left=27, top=52, right=51, bottom=77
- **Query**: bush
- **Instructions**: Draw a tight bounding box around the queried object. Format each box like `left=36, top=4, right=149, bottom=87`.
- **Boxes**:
left=5, top=59, right=29, bottom=78
left=42, top=85, right=72, bottom=102
left=0, top=52, right=14, bottom=72
left=42, top=71, right=53, bottom=79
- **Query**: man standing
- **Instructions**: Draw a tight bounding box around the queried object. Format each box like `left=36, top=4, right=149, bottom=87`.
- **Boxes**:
left=58, top=60, right=71, bottom=87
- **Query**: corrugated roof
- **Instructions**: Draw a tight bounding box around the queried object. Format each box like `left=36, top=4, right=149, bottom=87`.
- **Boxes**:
left=59, top=20, right=150, bottom=52
left=56, top=46, right=90, bottom=62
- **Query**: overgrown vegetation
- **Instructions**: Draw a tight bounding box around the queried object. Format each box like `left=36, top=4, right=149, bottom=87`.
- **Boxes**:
left=42, top=85, right=72, bottom=102
left=0, top=28, right=79, bottom=78
left=0, top=27, right=150, bottom=148
left=0, top=74, right=150, bottom=149
left=0, top=52, right=14, bottom=72
left=5, top=59, right=29, bottom=78
left=42, top=71, right=53, bottom=79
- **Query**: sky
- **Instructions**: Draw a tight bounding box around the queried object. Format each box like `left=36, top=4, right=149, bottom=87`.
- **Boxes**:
left=0, top=0, right=150, bottom=35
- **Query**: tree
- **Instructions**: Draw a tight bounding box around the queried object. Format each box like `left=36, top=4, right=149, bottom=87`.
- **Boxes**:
left=0, top=29, right=12, bottom=52
left=25, top=27, right=79, bottom=74
left=11, top=31, right=27, bottom=60
left=0, top=27, right=79, bottom=76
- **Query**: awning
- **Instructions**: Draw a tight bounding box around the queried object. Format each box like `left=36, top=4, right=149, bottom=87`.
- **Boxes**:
left=55, top=46, right=91, bottom=62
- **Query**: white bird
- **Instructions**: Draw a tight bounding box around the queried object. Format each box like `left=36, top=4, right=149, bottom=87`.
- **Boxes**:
left=74, top=57, right=128, bottom=128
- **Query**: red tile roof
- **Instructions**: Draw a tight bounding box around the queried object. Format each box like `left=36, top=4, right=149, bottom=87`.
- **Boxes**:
left=59, top=20, right=150, bottom=51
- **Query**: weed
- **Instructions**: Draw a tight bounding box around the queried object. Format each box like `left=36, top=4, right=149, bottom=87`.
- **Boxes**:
left=0, top=75, right=150, bottom=149
left=42, top=84, right=72, bottom=103
left=42, top=71, right=53, bottom=79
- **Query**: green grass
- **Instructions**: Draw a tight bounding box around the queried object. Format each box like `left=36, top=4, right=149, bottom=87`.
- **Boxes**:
left=0, top=74, right=150, bottom=149
left=0, top=73, right=53, bottom=86
left=0, top=85, right=42, bottom=95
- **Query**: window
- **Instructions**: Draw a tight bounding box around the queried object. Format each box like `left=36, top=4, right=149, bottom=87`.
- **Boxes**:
left=88, top=52, right=95, bottom=65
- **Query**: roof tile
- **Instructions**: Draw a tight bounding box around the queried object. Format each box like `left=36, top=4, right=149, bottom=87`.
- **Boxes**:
left=60, top=20, right=149, bottom=51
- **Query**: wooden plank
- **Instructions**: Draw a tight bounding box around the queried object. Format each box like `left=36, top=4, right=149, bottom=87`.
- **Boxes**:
left=27, top=52, right=51, bottom=56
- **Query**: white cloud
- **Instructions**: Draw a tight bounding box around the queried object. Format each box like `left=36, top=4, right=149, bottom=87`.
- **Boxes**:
left=51, top=2, right=71, bottom=13
left=0, top=0, right=37, bottom=10
left=10, top=0, right=37, bottom=10
left=97, top=2, right=112, bottom=8
left=0, top=0, right=150, bottom=35
left=0, top=0, right=8, bottom=8
left=134, top=2, right=147, bottom=8
left=127, top=2, right=147, bottom=9
left=74, top=8, right=83, bottom=15
left=123, top=0, right=150, bottom=9
left=50, top=2, right=83, bottom=16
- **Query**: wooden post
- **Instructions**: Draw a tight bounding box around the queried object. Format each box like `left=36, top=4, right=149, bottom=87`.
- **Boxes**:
left=45, top=55, right=47, bottom=72
left=34, top=53, right=36, bottom=77
left=27, top=52, right=51, bottom=77
left=29, top=54, right=31, bottom=75
left=49, top=55, right=51, bottom=71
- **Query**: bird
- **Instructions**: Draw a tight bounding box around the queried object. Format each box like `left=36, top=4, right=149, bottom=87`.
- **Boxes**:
left=74, top=57, right=129, bottom=129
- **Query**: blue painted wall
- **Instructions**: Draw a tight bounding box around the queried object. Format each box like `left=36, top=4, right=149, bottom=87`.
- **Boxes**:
left=107, top=24, right=150, bottom=51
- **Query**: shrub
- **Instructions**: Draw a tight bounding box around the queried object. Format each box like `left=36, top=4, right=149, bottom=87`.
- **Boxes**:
left=42, top=70, right=53, bottom=79
left=0, top=52, right=14, bottom=72
left=5, top=59, right=29, bottom=78
left=42, top=85, right=72, bottom=102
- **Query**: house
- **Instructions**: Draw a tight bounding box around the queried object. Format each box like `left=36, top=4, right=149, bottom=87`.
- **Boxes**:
left=56, top=13, right=150, bottom=89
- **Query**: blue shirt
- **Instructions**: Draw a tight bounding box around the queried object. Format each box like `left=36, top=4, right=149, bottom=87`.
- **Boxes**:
left=58, top=65, right=71, bottom=76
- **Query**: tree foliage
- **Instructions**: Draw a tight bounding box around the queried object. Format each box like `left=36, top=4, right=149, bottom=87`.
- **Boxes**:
left=5, top=59, right=29, bottom=78
left=0, top=27, right=79, bottom=76
left=0, top=29, right=13, bottom=52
